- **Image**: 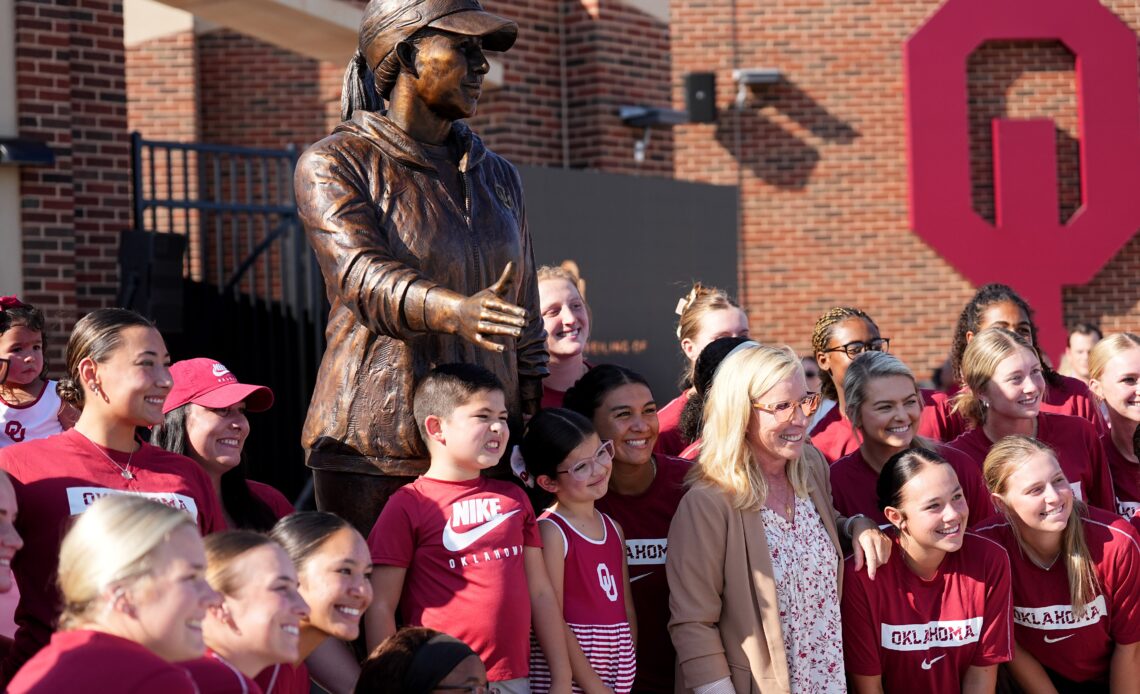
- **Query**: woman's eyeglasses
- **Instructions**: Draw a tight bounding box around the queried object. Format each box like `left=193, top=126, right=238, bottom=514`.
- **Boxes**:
left=821, top=338, right=890, bottom=359
left=752, top=393, right=822, bottom=422
left=557, top=439, right=615, bottom=482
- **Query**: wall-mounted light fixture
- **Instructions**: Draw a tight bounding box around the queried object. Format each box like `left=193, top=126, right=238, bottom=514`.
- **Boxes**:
left=618, top=105, right=690, bottom=164
left=732, top=68, right=782, bottom=107
left=0, top=139, right=55, bottom=167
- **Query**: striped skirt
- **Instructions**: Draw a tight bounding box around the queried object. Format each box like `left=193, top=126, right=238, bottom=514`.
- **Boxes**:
left=529, top=621, right=636, bottom=693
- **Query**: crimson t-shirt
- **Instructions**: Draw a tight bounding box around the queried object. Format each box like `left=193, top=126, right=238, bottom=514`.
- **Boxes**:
left=253, top=661, right=308, bottom=694
left=247, top=480, right=295, bottom=520
left=829, top=446, right=995, bottom=528
left=595, top=454, right=690, bottom=694
left=654, top=391, right=690, bottom=457
left=7, top=630, right=199, bottom=693
left=946, top=413, right=1115, bottom=511
left=0, top=429, right=222, bottom=681
left=842, top=532, right=1013, bottom=691
left=369, top=475, right=541, bottom=681
left=182, top=650, right=264, bottom=693
left=974, top=509, right=1140, bottom=684
left=924, top=375, right=1104, bottom=443
left=1102, top=433, right=1140, bottom=521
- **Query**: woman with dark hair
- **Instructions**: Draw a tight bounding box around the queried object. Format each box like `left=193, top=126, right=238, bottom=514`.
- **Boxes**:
left=154, top=357, right=291, bottom=530
left=256, top=512, right=373, bottom=694
left=841, top=448, right=1013, bottom=693
left=0, top=308, right=222, bottom=683
left=676, top=336, right=756, bottom=460
left=564, top=365, right=689, bottom=694
left=809, top=306, right=892, bottom=462
left=928, top=283, right=1103, bottom=441
left=357, top=628, right=485, bottom=694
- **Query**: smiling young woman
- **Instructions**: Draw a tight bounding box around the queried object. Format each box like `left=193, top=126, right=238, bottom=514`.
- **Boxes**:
left=8, top=496, right=219, bottom=693
left=975, top=436, right=1140, bottom=691
left=563, top=365, right=689, bottom=694
left=946, top=328, right=1115, bottom=512
left=0, top=309, right=222, bottom=683
left=182, top=531, right=309, bottom=693
left=152, top=358, right=291, bottom=531
left=256, top=512, right=373, bottom=694
left=841, top=448, right=1012, bottom=694
left=830, top=351, right=994, bottom=528
left=1089, top=334, right=1140, bottom=521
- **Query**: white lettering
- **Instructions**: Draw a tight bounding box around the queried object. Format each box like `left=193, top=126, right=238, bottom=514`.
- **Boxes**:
left=880, top=617, right=983, bottom=652
left=597, top=563, right=619, bottom=602
left=626, top=538, right=668, bottom=565
left=1117, top=498, right=1140, bottom=519
left=450, top=498, right=503, bottom=527
left=1013, top=596, right=1107, bottom=631
left=66, top=487, right=199, bottom=521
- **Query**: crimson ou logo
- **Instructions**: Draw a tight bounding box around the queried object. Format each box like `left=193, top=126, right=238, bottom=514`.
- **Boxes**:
left=4, top=421, right=25, bottom=443
left=905, top=0, right=1140, bottom=360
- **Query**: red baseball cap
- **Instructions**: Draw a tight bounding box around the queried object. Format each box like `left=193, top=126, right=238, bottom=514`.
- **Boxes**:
left=164, top=358, right=275, bottom=414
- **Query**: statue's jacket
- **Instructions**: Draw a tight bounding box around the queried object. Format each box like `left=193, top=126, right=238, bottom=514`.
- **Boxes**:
left=294, top=110, right=547, bottom=476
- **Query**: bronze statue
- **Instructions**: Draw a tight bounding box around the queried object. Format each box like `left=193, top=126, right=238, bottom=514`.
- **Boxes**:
left=294, top=0, right=548, bottom=535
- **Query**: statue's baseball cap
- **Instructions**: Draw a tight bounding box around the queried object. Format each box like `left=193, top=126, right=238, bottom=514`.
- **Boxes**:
left=163, top=358, right=275, bottom=414
left=362, top=0, right=518, bottom=71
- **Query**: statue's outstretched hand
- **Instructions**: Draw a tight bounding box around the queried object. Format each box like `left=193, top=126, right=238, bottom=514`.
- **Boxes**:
left=452, top=262, right=528, bottom=353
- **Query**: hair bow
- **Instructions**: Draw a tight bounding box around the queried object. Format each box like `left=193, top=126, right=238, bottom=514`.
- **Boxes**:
left=509, top=446, right=534, bottom=488
left=0, top=296, right=27, bottom=311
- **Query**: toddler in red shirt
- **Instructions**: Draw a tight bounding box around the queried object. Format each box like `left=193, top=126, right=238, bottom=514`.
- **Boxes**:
left=365, top=364, right=572, bottom=693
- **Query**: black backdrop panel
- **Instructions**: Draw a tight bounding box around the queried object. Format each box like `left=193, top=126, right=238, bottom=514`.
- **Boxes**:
left=519, top=165, right=738, bottom=403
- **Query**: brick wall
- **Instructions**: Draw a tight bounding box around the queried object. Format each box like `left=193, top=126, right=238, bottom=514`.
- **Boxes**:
left=671, top=0, right=1140, bottom=375
left=17, top=0, right=130, bottom=368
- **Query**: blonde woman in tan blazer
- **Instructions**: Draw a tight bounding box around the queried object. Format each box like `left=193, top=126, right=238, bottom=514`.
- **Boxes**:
left=667, top=344, right=890, bottom=694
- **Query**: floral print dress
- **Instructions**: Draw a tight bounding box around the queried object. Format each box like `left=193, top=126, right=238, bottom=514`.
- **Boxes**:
left=760, top=495, right=846, bottom=693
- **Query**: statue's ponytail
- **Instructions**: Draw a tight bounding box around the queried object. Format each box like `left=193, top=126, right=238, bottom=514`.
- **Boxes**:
left=341, top=50, right=381, bottom=121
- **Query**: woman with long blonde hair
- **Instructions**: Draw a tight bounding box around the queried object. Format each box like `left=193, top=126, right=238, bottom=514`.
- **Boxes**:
left=8, top=495, right=218, bottom=692
left=976, top=436, right=1140, bottom=691
left=946, top=327, right=1114, bottom=511
left=1089, top=333, right=1140, bottom=520
left=667, top=344, right=889, bottom=693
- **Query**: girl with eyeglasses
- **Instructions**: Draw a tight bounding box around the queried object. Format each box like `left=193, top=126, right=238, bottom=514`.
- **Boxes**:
left=564, top=365, right=689, bottom=694
left=512, top=408, right=636, bottom=693
left=809, top=306, right=894, bottom=462
left=927, top=283, right=1103, bottom=442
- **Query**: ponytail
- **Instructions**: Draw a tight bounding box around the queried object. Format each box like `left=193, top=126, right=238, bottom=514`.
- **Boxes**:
left=341, top=50, right=381, bottom=122
left=1061, top=503, right=1101, bottom=619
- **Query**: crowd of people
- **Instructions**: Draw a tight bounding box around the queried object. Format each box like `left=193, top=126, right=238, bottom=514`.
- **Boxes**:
left=0, top=274, right=1138, bottom=694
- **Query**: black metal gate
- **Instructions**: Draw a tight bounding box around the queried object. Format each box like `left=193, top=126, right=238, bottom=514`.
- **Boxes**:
left=127, top=133, right=325, bottom=502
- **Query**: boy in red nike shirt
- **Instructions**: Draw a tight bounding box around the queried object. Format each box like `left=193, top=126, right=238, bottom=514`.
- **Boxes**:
left=365, top=364, right=571, bottom=693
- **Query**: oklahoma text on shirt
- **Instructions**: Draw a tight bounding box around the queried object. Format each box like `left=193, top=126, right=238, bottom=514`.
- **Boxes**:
left=443, top=497, right=522, bottom=569
left=881, top=618, right=984, bottom=651
left=66, top=486, right=200, bottom=521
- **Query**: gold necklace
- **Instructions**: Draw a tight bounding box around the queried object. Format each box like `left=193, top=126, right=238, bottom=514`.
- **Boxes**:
left=77, top=430, right=136, bottom=480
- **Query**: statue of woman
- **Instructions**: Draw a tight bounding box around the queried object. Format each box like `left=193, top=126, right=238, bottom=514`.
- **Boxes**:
left=295, top=0, right=548, bottom=535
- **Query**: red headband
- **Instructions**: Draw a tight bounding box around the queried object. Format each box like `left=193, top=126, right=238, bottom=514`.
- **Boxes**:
left=0, top=297, right=28, bottom=311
